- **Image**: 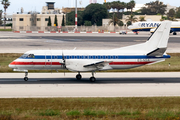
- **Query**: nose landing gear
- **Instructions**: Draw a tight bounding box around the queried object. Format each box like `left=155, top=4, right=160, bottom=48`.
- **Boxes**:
left=24, top=72, right=28, bottom=81
left=76, top=72, right=82, bottom=80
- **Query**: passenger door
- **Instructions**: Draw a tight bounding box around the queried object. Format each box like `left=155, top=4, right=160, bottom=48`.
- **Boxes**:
left=45, top=51, right=52, bottom=69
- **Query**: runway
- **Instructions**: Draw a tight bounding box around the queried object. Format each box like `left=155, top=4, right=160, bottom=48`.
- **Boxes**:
left=0, top=32, right=180, bottom=53
left=0, top=72, right=180, bottom=98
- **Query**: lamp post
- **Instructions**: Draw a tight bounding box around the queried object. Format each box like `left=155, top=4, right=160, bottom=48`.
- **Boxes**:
left=75, top=0, right=77, bottom=32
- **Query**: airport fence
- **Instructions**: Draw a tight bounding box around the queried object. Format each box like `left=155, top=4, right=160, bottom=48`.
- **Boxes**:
left=13, top=26, right=128, bottom=32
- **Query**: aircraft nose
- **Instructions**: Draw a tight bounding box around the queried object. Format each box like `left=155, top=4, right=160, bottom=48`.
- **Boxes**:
left=9, top=61, right=16, bottom=69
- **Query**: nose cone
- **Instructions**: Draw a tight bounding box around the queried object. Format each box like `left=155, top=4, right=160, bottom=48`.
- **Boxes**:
left=9, top=61, right=16, bottom=69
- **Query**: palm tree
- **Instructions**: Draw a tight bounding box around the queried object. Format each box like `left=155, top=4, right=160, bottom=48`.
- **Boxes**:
left=103, top=2, right=111, bottom=17
left=109, top=14, right=121, bottom=26
left=126, top=14, right=138, bottom=23
left=104, top=2, right=111, bottom=11
left=128, top=0, right=136, bottom=15
left=121, top=2, right=126, bottom=14
left=116, top=1, right=124, bottom=18
left=111, top=1, right=118, bottom=13
left=126, top=2, right=131, bottom=14
left=0, top=10, right=3, bottom=25
left=139, top=16, right=145, bottom=21
left=1, top=0, right=10, bottom=29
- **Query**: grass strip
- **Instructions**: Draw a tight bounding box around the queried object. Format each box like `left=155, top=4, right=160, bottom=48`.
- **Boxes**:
left=1, top=97, right=180, bottom=119
left=0, top=53, right=180, bottom=72
left=0, top=29, right=12, bottom=31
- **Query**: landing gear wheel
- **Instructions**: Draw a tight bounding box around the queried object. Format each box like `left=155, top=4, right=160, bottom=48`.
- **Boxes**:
left=24, top=77, right=28, bottom=81
left=24, top=72, right=28, bottom=81
left=76, top=74, right=82, bottom=80
left=90, top=77, right=96, bottom=82
left=173, top=32, right=177, bottom=35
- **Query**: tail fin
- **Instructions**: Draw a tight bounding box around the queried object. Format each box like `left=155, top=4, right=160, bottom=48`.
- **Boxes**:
left=146, top=21, right=171, bottom=56
left=113, top=21, right=172, bottom=57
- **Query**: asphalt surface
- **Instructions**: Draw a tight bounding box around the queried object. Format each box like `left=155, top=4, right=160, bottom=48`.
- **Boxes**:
left=0, top=32, right=180, bottom=98
left=0, top=32, right=180, bottom=53
left=0, top=73, right=180, bottom=98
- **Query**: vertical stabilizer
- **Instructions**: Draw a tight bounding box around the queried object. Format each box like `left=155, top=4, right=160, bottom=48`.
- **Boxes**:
left=146, top=21, right=172, bottom=51
left=113, top=21, right=172, bottom=57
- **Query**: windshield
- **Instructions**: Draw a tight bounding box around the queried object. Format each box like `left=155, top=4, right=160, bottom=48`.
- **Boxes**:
left=20, top=54, right=35, bottom=58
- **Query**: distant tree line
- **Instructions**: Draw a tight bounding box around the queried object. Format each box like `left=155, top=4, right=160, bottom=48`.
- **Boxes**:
left=66, top=3, right=108, bottom=26
left=66, top=0, right=136, bottom=26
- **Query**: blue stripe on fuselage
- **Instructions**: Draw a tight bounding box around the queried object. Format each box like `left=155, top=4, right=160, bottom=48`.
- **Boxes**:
left=132, top=28, right=180, bottom=32
left=171, top=28, right=180, bottom=32
left=19, top=55, right=171, bottom=59
left=132, top=28, right=151, bottom=32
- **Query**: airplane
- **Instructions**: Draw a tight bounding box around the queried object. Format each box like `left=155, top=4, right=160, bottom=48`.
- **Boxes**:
left=9, top=21, right=171, bottom=82
left=128, top=21, right=180, bottom=35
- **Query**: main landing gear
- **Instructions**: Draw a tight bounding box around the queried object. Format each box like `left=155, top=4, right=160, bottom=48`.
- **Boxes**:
left=90, top=72, right=96, bottom=82
left=24, top=72, right=28, bottom=81
left=173, top=32, right=177, bottom=35
left=76, top=72, right=96, bottom=82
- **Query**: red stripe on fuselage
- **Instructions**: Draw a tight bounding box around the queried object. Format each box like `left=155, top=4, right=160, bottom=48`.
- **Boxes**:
left=10, top=61, right=153, bottom=66
left=109, top=62, right=153, bottom=65
left=9, top=62, right=61, bottom=65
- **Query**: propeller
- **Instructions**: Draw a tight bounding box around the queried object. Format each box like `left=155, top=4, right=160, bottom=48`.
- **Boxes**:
left=62, top=52, right=66, bottom=76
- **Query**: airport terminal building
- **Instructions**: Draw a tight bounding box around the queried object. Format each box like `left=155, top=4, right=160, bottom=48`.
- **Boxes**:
left=13, top=2, right=65, bottom=31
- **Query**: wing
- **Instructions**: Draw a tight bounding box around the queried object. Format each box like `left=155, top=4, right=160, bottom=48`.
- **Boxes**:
left=83, top=61, right=112, bottom=70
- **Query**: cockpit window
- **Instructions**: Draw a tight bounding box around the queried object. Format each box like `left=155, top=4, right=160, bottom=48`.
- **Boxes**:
left=27, top=54, right=35, bottom=58
left=20, top=54, right=28, bottom=58
left=20, top=54, right=35, bottom=58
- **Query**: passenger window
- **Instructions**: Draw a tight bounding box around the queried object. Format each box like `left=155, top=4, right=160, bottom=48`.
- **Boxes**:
left=54, top=56, right=58, bottom=59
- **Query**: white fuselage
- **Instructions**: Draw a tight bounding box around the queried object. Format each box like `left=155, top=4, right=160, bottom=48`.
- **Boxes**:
left=9, top=50, right=170, bottom=72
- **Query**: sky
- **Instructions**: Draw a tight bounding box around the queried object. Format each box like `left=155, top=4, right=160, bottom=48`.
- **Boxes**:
left=0, top=0, right=179, bottom=15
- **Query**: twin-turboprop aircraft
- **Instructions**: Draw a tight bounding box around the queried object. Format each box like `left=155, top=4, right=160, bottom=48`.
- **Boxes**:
left=9, top=22, right=171, bottom=82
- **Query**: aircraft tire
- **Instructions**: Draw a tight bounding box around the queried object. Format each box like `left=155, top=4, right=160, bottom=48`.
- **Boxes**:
left=90, top=77, right=96, bottom=82
left=24, top=77, right=28, bottom=81
left=173, top=32, right=177, bottom=35
left=76, top=74, right=82, bottom=80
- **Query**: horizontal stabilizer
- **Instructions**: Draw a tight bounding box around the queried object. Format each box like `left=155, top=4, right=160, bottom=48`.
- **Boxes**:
left=147, top=48, right=167, bottom=57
